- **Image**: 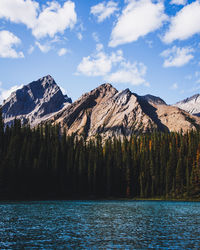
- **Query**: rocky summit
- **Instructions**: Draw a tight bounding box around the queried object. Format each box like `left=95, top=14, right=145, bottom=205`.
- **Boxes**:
left=48, top=83, right=200, bottom=139
left=174, top=94, right=200, bottom=117
left=2, top=76, right=200, bottom=139
left=1, top=75, right=71, bottom=126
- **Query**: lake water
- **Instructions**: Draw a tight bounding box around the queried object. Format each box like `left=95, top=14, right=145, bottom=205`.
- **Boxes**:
left=0, top=201, right=199, bottom=249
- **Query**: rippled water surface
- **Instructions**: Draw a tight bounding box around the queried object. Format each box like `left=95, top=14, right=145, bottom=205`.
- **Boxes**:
left=0, top=200, right=199, bottom=249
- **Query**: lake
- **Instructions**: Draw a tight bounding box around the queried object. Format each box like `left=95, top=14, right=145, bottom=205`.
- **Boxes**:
left=0, top=200, right=199, bottom=249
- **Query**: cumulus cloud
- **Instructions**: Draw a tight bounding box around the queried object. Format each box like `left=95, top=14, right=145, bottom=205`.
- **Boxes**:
left=161, top=46, right=194, bottom=67
left=0, top=84, right=23, bottom=103
left=90, top=1, right=118, bottom=22
left=77, top=45, right=148, bottom=86
left=163, top=1, right=200, bottom=43
left=109, top=0, right=167, bottom=47
left=105, top=61, right=148, bottom=86
left=0, top=30, right=24, bottom=58
left=32, top=1, right=77, bottom=39
left=0, top=0, right=38, bottom=29
left=170, top=0, right=187, bottom=5
left=77, top=45, right=123, bottom=77
left=35, top=41, right=51, bottom=53
left=0, top=0, right=77, bottom=39
left=58, top=48, right=69, bottom=56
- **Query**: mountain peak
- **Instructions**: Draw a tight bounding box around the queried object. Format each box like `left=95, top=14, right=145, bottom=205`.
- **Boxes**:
left=142, top=94, right=166, bottom=105
left=176, top=94, right=200, bottom=104
left=38, top=75, right=57, bottom=87
left=174, top=94, right=200, bottom=116
left=2, top=75, right=71, bottom=126
left=82, top=83, right=118, bottom=100
left=97, top=83, right=116, bottom=92
left=39, top=74, right=54, bottom=81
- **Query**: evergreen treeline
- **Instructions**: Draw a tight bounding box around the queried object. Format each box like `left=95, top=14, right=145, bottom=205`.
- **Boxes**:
left=0, top=111, right=199, bottom=200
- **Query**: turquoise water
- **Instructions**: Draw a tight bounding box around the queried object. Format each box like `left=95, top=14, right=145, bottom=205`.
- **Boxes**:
left=0, top=201, right=199, bottom=249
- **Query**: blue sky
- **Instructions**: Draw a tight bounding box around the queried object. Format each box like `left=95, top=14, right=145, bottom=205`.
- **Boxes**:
left=0, top=0, right=200, bottom=104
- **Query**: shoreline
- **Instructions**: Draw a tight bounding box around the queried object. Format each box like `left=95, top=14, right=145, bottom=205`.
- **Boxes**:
left=0, top=197, right=199, bottom=202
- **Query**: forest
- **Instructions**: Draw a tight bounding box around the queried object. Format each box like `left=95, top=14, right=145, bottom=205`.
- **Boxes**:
left=0, top=111, right=199, bottom=200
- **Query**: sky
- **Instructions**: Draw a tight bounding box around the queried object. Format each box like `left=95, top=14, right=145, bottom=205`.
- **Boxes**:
left=0, top=0, right=200, bottom=104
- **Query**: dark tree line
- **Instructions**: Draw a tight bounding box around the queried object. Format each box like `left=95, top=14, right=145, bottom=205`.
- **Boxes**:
left=0, top=111, right=199, bottom=200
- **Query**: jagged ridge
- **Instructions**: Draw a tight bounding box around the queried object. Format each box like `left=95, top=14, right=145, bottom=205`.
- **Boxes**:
left=2, top=76, right=200, bottom=139
left=174, top=94, right=200, bottom=116
left=2, top=75, right=71, bottom=126
left=48, top=83, right=200, bottom=139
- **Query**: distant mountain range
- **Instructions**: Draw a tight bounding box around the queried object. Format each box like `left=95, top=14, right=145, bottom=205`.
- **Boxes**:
left=174, top=94, right=200, bottom=117
left=1, top=75, right=200, bottom=139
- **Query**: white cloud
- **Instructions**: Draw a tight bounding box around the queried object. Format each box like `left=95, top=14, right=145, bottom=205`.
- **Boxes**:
left=58, top=48, right=69, bottom=56
left=0, top=84, right=23, bottom=103
left=163, top=1, right=200, bottom=43
left=105, top=61, right=149, bottom=86
left=32, top=1, right=77, bottom=39
left=77, top=45, right=123, bottom=77
left=170, top=83, right=178, bottom=89
left=109, top=0, right=167, bottom=47
left=161, top=46, right=194, bottom=67
left=0, top=30, right=24, bottom=58
left=50, top=35, right=63, bottom=44
left=0, top=0, right=77, bottom=39
left=77, top=45, right=148, bottom=86
left=91, top=1, right=118, bottom=22
left=35, top=41, right=51, bottom=53
left=0, top=0, right=38, bottom=29
left=170, top=0, right=187, bottom=5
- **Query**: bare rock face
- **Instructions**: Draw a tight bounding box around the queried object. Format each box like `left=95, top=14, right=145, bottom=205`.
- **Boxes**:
left=174, top=94, right=200, bottom=116
left=151, top=103, right=200, bottom=133
left=2, top=75, right=71, bottom=126
left=48, top=83, right=200, bottom=139
left=2, top=77, right=200, bottom=139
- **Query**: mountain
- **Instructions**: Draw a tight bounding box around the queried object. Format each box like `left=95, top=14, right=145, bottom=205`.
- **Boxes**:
left=174, top=94, right=200, bottom=116
left=1, top=75, right=72, bottom=126
left=2, top=76, right=200, bottom=139
left=47, top=83, right=200, bottom=139
left=141, top=94, right=166, bottom=105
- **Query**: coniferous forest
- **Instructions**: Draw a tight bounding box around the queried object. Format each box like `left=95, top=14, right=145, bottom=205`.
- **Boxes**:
left=0, top=111, right=199, bottom=200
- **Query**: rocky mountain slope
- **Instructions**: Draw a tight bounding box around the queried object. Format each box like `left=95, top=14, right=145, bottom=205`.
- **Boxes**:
left=48, top=83, right=200, bottom=139
left=174, top=94, right=200, bottom=116
left=1, top=75, right=71, bottom=126
left=2, top=75, right=200, bottom=139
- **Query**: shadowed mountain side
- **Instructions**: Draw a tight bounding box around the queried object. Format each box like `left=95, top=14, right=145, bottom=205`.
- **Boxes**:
left=1, top=75, right=71, bottom=126
left=46, top=83, right=200, bottom=139
left=2, top=77, right=200, bottom=139
left=48, top=84, right=158, bottom=139
left=142, top=94, right=166, bottom=105
left=137, top=95, right=169, bottom=132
